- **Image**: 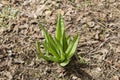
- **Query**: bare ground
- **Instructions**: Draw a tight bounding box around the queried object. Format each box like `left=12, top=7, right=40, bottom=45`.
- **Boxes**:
left=0, top=0, right=120, bottom=80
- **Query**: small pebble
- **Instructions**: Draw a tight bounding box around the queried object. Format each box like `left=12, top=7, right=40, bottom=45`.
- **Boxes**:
left=72, top=76, right=78, bottom=80
left=87, top=21, right=95, bottom=28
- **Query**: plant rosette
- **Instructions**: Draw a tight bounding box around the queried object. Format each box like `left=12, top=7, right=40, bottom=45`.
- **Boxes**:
left=36, top=14, right=79, bottom=66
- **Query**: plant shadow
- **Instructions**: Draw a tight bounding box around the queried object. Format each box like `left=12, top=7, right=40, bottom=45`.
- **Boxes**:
left=63, top=56, right=95, bottom=80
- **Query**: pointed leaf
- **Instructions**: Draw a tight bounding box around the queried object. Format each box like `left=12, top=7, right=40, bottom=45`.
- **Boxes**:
left=36, top=40, right=50, bottom=60
left=43, top=40, right=59, bottom=59
left=65, top=35, right=79, bottom=59
left=66, top=35, right=70, bottom=45
left=54, top=38, right=65, bottom=61
left=60, top=14, right=65, bottom=47
left=56, top=13, right=61, bottom=41
left=60, top=59, right=70, bottom=66
left=36, top=40, right=59, bottom=62
left=63, top=32, right=68, bottom=52
left=55, top=14, right=65, bottom=45
left=43, top=40, right=49, bottom=55
left=38, top=22, right=48, bottom=42
left=38, top=23, right=60, bottom=59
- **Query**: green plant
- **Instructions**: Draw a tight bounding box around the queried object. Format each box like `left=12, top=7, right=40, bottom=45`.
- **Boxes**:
left=36, top=14, right=79, bottom=66
left=0, top=6, right=18, bottom=27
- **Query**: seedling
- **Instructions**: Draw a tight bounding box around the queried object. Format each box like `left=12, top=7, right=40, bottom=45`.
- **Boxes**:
left=36, top=14, right=79, bottom=66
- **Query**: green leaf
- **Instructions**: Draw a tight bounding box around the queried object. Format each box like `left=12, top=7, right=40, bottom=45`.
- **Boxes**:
left=56, top=14, right=65, bottom=45
left=63, top=32, right=68, bottom=52
left=36, top=14, right=80, bottom=67
left=54, top=38, right=62, bottom=54
left=43, top=41, right=58, bottom=58
left=60, top=59, right=70, bottom=66
left=38, top=23, right=60, bottom=59
left=66, top=35, right=70, bottom=45
left=43, top=40, right=49, bottom=56
left=36, top=40, right=50, bottom=60
left=38, top=23, right=48, bottom=42
left=54, top=38, right=65, bottom=62
left=56, top=14, right=61, bottom=41
left=65, top=34, right=79, bottom=59
left=36, top=40, right=59, bottom=62
left=60, top=15, right=65, bottom=47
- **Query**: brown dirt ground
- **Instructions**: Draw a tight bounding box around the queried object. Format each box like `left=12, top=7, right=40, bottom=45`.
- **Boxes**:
left=0, top=0, right=120, bottom=80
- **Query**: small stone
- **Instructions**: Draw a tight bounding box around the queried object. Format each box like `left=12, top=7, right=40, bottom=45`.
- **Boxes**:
left=45, top=10, right=52, bottom=16
left=101, top=0, right=106, bottom=2
left=111, top=76, right=119, bottom=80
left=8, top=50, right=15, bottom=57
left=28, top=12, right=37, bottom=18
left=14, top=58, right=24, bottom=64
left=109, top=0, right=116, bottom=3
left=19, top=24, right=29, bottom=29
left=57, top=9, right=64, bottom=15
left=0, top=27, right=6, bottom=34
left=94, top=25, right=101, bottom=29
left=87, top=21, right=95, bottom=28
left=58, top=73, right=64, bottom=78
left=94, top=31, right=100, bottom=40
left=96, top=67, right=102, bottom=72
left=72, top=76, right=78, bottom=80
left=28, top=61, right=34, bottom=66
left=116, top=46, right=120, bottom=53
left=91, top=67, right=102, bottom=78
left=0, top=55, right=4, bottom=59
left=0, top=3, right=3, bottom=7
left=1, top=1, right=9, bottom=5
left=23, top=0, right=31, bottom=6
left=75, top=0, right=80, bottom=3
left=3, top=71, right=13, bottom=79
left=80, top=17, right=87, bottom=24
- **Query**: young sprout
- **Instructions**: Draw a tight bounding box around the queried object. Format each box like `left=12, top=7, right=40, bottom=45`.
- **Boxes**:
left=36, top=14, right=79, bottom=66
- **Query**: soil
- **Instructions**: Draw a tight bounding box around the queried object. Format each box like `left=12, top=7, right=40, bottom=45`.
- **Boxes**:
left=0, top=0, right=120, bottom=80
